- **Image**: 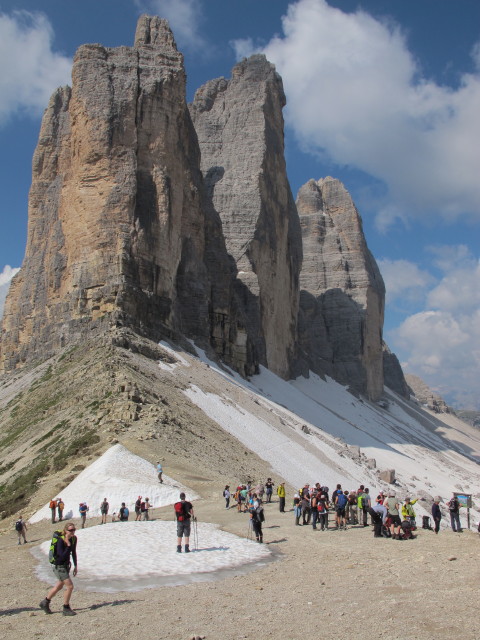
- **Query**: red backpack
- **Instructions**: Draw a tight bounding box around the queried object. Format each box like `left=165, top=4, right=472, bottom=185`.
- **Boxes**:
left=174, top=501, right=185, bottom=521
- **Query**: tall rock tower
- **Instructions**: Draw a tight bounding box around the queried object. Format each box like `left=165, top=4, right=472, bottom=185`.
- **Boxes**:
left=190, top=55, right=303, bottom=379
left=0, top=17, right=211, bottom=371
left=297, top=177, right=385, bottom=400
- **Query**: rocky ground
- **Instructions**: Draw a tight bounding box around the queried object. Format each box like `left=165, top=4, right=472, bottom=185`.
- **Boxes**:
left=0, top=480, right=478, bottom=640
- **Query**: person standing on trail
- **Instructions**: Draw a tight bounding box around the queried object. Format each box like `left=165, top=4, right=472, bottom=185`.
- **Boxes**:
left=79, top=502, right=88, bottom=528
left=447, top=494, right=462, bottom=532
left=39, top=522, right=78, bottom=616
left=15, top=515, right=28, bottom=545
left=432, top=497, right=442, bottom=534
left=135, top=496, right=143, bottom=521
left=223, top=485, right=231, bottom=509
left=277, top=482, right=286, bottom=513
left=49, top=499, right=57, bottom=524
left=100, top=498, right=109, bottom=524
left=265, top=478, right=275, bottom=503
left=157, top=461, right=163, bottom=483
left=174, top=492, right=195, bottom=553
left=249, top=499, right=265, bottom=543
left=57, top=498, right=64, bottom=522
left=385, top=492, right=402, bottom=539
left=335, top=490, right=348, bottom=530
left=143, top=497, right=151, bottom=521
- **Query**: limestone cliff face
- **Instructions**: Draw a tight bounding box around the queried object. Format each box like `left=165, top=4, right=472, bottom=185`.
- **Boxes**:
left=383, top=342, right=410, bottom=398
left=1, top=17, right=212, bottom=371
left=1, top=16, right=405, bottom=401
left=190, top=55, right=302, bottom=379
left=297, top=177, right=385, bottom=400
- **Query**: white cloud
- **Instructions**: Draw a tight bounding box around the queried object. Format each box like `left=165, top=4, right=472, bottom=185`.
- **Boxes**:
left=378, top=258, right=434, bottom=304
left=135, top=0, right=207, bottom=51
left=0, top=265, right=20, bottom=318
left=233, top=0, right=480, bottom=226
left=0, top=11, right=72, bottom=125
left=388, top=247, right=480, bottom=409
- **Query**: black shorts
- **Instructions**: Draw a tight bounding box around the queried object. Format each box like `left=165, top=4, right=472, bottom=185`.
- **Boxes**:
left=389, top=514, right=401, bottom=526
left=336, top=507, right=346, bottom=516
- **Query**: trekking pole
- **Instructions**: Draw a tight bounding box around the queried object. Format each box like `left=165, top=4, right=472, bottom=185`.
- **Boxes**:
left=194, top=517, right=199, bottom=551
left=247, top=518, right=253, bottom=541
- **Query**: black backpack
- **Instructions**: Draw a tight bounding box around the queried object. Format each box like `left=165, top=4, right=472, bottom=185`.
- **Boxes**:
left=15, top=520, right=23, bottom=532
left=256, top=506, right=265, bottom=522
left=422, top=515, right=432, bottom=529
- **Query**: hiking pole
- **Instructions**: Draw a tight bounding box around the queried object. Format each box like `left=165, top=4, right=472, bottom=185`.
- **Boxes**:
left=194, top=517, right=199, bottom=551
left=247, top=518, right=253, bottom=541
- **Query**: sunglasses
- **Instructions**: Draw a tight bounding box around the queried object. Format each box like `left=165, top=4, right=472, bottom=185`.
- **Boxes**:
left=67, top=528, right=76, bottom=532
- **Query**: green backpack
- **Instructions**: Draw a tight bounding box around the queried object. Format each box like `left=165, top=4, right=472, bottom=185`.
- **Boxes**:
left=48, top=530, right=77, bottom=564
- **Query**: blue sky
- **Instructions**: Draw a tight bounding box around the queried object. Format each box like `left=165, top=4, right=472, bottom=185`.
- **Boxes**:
left=0, top=0, right=479, bottom=409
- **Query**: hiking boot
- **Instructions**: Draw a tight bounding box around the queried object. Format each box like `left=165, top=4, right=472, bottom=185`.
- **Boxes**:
left=39, top=598, right=52, bottom=614
left=176, top=545, right=182, bottom=553
left=62, top=605, right=76, bottom=616
left=184, top=544, right=190, bottom=553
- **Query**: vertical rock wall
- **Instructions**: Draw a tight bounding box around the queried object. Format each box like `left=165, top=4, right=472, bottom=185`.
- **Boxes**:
left=190, top=55, right=302, bottom=379
left=0, top=17, right=211, bottom=371
left=297, top=177, right=385, bottom=400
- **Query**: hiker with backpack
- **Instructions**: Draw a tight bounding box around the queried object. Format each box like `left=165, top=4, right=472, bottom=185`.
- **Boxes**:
left=317, top=494, right=329, bottom=530
left=447, top=494, right=462, bottom=532
left=57, top=498, right=65, bottom=522
left=39, top=522, right=78, bottom=616
left=79, top=502, right=88, bottom=528
left=335, top=490, right=348, bottom=530
left=49, top=499, right=57, bottom=524
left=15, top=515, right=28, bottom=545
left=249, top=499, right=265, bottom=543
left=119, top=502, right=129, bottom=521
left=174, top=492, right=195, bottom=553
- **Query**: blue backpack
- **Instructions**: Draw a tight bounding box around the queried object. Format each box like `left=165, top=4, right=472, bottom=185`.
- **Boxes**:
left=336, top=493, right=348, bottom=508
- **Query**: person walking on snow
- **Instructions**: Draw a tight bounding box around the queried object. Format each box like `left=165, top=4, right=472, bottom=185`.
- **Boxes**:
left=39, top=523, right=78, bottom=616
left=174, top=492, right=195, bottom=553
left=157, top=461, right=163, bottom=483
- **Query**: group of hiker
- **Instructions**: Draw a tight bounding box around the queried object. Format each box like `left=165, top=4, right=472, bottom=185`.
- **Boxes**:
left=225, top=479, right=467, bottom=542
left=48, top=498, right=65, bottom=523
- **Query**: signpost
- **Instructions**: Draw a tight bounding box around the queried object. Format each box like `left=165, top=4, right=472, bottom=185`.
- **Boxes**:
left=454, top=493, right=472, bottom=529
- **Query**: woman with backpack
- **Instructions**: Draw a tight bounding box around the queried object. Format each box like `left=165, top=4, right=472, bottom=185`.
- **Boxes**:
left=39, top=522, right=78, bottom=616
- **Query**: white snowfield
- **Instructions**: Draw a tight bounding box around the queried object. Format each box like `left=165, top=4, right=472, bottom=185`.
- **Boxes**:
left=29, top=445, right=199, bottom=523
left=34, top=521, right=271, bottom=592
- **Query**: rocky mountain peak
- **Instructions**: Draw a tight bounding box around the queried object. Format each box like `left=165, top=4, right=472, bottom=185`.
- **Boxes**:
left=134, top=15, right=177, bottom=49
left=0, top=15, right=407, bottom=403
left=297, top=176, right=385, bottom=400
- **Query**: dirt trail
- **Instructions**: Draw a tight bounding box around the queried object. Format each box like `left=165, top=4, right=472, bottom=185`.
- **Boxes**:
left=0, top=481, right=478, bottom=640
